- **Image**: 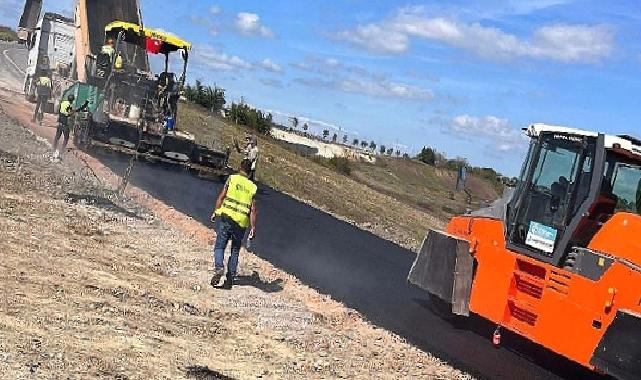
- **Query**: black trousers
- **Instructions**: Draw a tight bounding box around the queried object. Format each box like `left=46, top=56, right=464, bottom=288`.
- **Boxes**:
left=53, top=123, right=70, bottom=152
left=33, top=95, right=48, bottom=122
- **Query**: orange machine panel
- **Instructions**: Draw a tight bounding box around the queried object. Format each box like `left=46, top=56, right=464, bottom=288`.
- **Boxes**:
left=446, top=215, right=641, bottom=370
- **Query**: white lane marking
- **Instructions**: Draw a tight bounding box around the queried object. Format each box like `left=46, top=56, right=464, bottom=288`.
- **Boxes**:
left=2, top=47, right=25, bottom=75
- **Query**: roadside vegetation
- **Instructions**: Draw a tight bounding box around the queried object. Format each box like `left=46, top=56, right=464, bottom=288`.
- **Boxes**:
left=177, top=81, right=502, bottom=249
left=0, top=26, right=18, bottom=42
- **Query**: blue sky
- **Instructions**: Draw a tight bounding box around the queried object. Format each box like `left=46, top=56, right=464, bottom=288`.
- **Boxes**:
left=2, top=0, right=641, bottom=175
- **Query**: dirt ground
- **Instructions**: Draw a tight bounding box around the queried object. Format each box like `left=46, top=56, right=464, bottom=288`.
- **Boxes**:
left=0, top=102, right=472, bottom=379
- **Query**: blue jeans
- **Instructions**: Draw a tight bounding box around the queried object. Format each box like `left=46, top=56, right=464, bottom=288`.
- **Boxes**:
left=213, top=215, right=246, bottom=276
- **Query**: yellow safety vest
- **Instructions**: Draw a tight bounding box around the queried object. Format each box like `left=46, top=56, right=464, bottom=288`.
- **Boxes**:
left=101, top=44, right=114, bottom=57
left=59, top=100, right=72, bottom=116
left=37, top=76, right=52, bottom=87
left=114, top=54, right=123, bottom=69
left=215, top=174, right=257, bottom=228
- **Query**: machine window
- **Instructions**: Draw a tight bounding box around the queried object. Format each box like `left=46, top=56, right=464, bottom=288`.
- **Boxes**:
left=532, top=143, right=581, bottom=190
left=507, top=134, right=593, bottom=256
left=610, top=163, right=641, bottom=215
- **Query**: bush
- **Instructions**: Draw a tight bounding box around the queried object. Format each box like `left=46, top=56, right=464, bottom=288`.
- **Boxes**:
left=328, top=157, right=352, bottom=176
left=310, top=156, right=352, bottom=176
left=0, top=26, right=17, bottom=42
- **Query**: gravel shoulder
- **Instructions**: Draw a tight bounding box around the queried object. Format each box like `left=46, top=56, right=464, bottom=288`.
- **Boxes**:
left=0, top=102, right=471, bottom=379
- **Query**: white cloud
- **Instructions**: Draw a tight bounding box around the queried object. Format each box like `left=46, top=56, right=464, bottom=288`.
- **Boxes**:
left=443, top=115, right=527, bottom=152
left=335, top=24, right=409, bottom=54
left=338, top=79, right=434, bottom=101
left=235, top=12, right=273, bottom=37
left=290, top=56, right=385, bottom=81
left=192, top=46, right=252, bottom=71
left=209, top=5, right=221, bottom=15
left=294, top=75, right=434, bottom=101
left=260, top=78, right=284, bottom=88
left=334, top=6, right=613, bottom=63
left=260, top=58, right=282, bottom=73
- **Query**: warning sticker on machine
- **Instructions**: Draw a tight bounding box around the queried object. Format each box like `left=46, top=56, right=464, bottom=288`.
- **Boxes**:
left=525, top=221, right=557, bottom=254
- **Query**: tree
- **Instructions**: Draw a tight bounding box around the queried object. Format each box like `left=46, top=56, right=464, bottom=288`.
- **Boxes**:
left=386, top=148, right=394, bottom=155
left=322, top=129, right=330, bottom=140
left=379, top=145, right=386, bottom=154
left=343, top=135, right=348, bottom=144
left=416, top=146, right=436, bottom=166
left=289, top=117, right=299, bottom=130
left=369, top=141, right=376, bottom=151
left=395, top=150, right=401, bottom=157
left=184, top=80, right=226, bottom=112
left=227, top=101, right=273, bottom=134
left=303, top=122, right=309, bottom=134
left=352, top=139, right=359, bottom=146
left=332, top=133, right=338, bottom=143
left=360, top=141, right=368, bottom=149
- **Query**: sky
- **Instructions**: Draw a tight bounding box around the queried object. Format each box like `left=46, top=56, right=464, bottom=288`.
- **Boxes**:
left=2, top=0, right=641, bottom=175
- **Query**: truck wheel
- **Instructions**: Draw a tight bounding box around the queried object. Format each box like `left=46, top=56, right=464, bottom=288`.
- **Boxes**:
left=24, top=76, right=35, bottom=102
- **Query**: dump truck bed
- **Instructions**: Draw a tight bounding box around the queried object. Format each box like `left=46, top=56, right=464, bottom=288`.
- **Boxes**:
left=85, top=0, right=147, bottom=70
left=18, top=0, right=42, bottom=30
left=75, top=0, right=148, bottom=81
left=17, top=0, right=43, bottom=42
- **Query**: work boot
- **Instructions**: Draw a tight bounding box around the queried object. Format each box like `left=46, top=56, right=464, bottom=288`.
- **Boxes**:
left=210, top=268, right=224, bottom=287
left=223, top=274, right=235, bottom=289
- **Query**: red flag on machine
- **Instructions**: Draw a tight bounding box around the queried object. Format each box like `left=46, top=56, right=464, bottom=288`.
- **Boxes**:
left=145, top=37, right=163, bottom=54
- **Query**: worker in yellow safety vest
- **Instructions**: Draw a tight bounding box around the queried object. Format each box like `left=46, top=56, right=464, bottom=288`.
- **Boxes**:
left=101, top=39, right=115, bottom=57
left=32, top=71, right=52, bottom=125
left=210, top=159, right=258, bottom=289
left=53, top=94, right=75, bottom=158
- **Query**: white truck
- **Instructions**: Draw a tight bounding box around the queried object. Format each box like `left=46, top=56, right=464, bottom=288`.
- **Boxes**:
left=23, top=12, right=75, bottom=113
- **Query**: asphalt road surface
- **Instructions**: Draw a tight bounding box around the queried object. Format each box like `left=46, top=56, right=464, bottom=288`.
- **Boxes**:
left=0, top=42, right=27, bottom=92
left=0, top=42, right=609, bottom=380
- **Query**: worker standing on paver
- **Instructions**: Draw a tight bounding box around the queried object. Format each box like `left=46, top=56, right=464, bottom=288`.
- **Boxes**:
left=210, top=159, right=258, bottom=289
left=53, top=94, right=75, bottom=158
left=101, top=38, right=115, bottom=58
left=32, top=70, right=52, bottom=125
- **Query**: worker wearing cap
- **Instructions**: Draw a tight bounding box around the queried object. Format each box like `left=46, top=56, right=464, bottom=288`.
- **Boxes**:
left=210, top=159, right=258, bottom=289
left=32, top=71, right=52, bottom=125
left=53, top=94, right=75, bottom=158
